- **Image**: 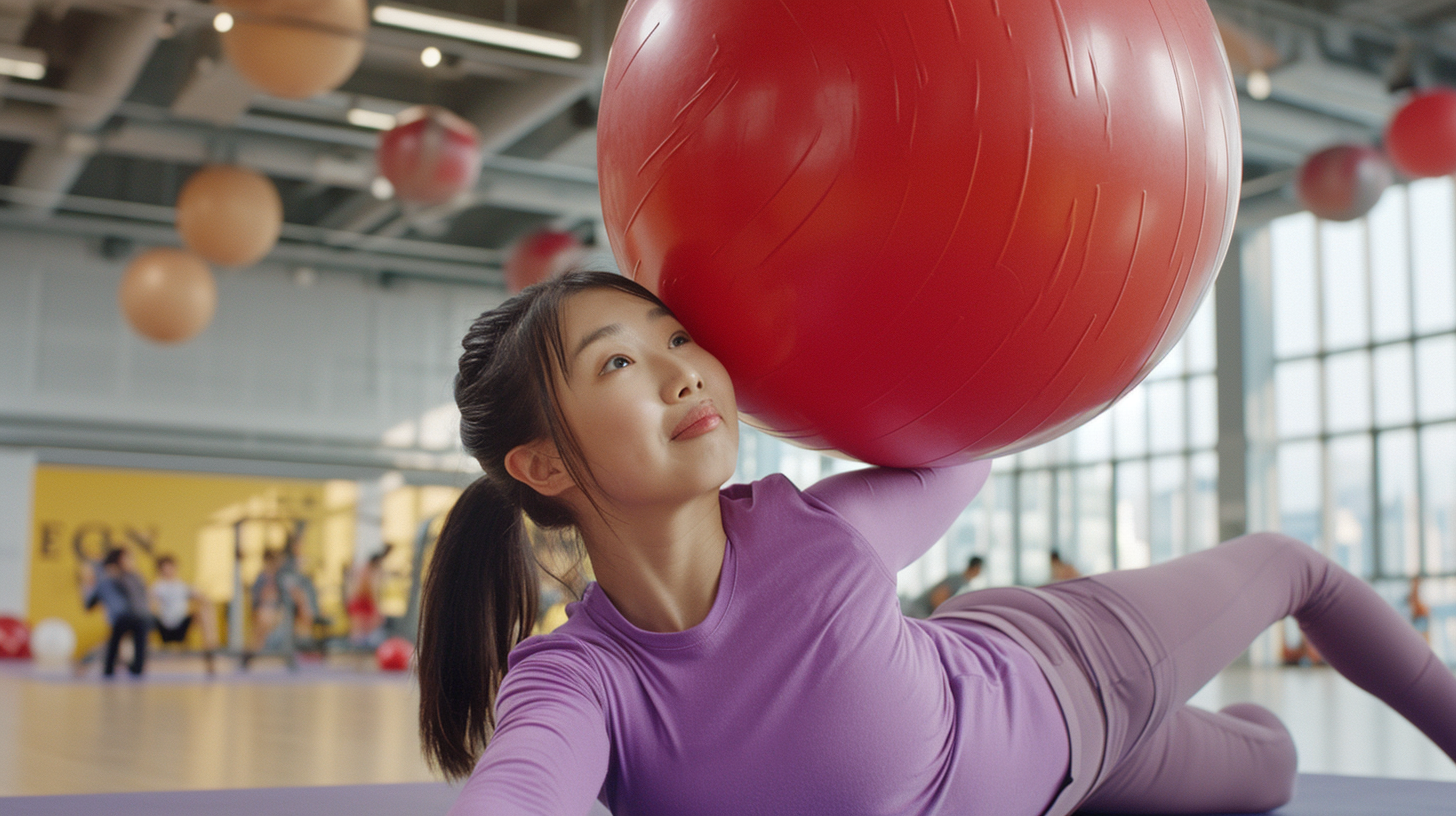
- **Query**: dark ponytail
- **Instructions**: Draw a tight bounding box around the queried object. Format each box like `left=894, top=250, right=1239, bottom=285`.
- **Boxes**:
left=417, top=270, right=672, bottom=780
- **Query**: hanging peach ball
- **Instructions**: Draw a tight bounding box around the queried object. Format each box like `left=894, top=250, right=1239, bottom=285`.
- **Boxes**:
left=119, top=248, right=218, bottom=344
left=219, top=0, right=369, bottom=100
left=175, top=165, right=283, bottom=267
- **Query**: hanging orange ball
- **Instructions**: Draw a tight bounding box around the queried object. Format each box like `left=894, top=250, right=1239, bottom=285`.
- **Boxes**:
left=175, top=165, right=283, bottom=267
left=119, top=248, right=218, bottom=344
left=219, top=0, right=368, bottom=100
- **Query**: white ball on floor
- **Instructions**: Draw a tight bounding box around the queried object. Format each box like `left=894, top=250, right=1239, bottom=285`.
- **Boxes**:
left=30, top=618, right=76, bottom=671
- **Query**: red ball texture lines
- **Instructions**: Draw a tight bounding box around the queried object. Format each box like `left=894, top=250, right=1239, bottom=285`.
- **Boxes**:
left=598, top=0, right=1240, bottom=467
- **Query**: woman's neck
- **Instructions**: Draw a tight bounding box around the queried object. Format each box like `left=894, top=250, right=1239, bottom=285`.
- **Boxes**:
left=577, top=490, right=727, bottom=633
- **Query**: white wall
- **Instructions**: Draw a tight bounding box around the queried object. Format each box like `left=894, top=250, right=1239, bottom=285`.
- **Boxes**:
left=0, top=229, right=504, bottom=456
left=0, top=448, right=36, bottom=617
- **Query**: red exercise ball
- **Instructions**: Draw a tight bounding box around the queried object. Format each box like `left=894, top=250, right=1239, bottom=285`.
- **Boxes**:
left=375, top=636, right=413, bottom=671
left=1296, top=145, right=1393, bottom=222
left=1385, top=89, right=1456, bottom=179
left=377, top=106, right=482, bottom=205
left=504, top=230, right=586, bottom=293
left=599, top=0, right=1241, bottom=467
left=0, top=616, right=30, bottom=659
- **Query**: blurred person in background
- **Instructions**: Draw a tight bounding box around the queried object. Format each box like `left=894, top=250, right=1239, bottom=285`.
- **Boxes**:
left=905, top=556, right=984, bottom=618
left=1049, top=550, right=1082, bottom=582
left=83, top=548, right=152, bottom=677
left=150, top=554, right=218, bottom=674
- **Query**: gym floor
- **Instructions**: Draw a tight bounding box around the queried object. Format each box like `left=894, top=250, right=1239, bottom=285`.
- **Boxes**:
left=0, top=660, right=1451, bottom=798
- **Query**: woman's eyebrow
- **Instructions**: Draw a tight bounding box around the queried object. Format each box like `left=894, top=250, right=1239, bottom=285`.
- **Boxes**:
left=572, top=323, right=622, bottom=361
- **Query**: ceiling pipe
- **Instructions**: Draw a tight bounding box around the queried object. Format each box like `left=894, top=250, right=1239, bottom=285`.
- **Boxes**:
left=11, top=5, right=163, bottom=214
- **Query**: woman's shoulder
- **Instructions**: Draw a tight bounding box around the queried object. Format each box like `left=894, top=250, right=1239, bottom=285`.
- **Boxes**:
left=720, top=471, right=800, bottom=503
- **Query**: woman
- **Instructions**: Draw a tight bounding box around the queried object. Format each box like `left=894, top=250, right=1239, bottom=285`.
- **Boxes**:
left=418, top=271, right=1456, bottom=816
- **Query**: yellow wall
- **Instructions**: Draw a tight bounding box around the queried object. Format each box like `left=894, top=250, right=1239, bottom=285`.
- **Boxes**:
left=27, top=466, right=347, bottom=655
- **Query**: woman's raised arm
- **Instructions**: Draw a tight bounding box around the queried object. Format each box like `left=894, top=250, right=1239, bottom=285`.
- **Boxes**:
left=804, top=461, right=992, bottom=573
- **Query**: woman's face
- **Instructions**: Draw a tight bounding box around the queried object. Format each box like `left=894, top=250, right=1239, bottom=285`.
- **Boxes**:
left=552, top=288, right=739, bottom=509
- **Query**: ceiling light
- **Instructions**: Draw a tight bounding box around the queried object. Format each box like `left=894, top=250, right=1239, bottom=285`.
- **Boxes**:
left=0, top=45, right=46, bottom=80
left=348, top=108, right=398, bottom=130
left=213, top=12, right=234, bottom=33
left=420, top=46, right=443, bottom=68
left=0, top=56, right=44, bottom=81
left=372, top=4, right=582, bottom=60
left=1247, top=69, right=1272, bottom=101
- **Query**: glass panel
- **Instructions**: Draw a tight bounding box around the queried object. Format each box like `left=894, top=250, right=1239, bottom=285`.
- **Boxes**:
left=1056, top=469, right=1076, bottom=563
left=1075, top=464, right=1114, bottom=574
left=1422, top=423, right=1456, bottom=575
left=1369, top=186, right=1411, bottom=343
left=1184, top=297, right=1217, bottom=374
left=1018, top=471, right=1053, bottom=585
left=1149, top=456, right=1186, bottom=563
left=1116, top=461, right=1150, bottom=569
left=1074, top=409, right=1113, bottom=464
left=1278, top=440, right=1323, bottom=550
left=1189, top=374, right=1217, bottom=451
left=1321, top=220, right=1369, bottom=350
left=944, top=496, right=987, bottom=591
left=1272, top=212, right=1319, bottom=359
left=1190, top=451, right=1219, bottom=552
left=1410, top=178, right=1456, bottom=334
left=1113, top=387, right=1148, bottom=458
left=1416, top=335, right=1456, bottom=422
left=1328, top=434, right=1374, bottom=579
left=986, top=473, right=1016, bottom=587
left=1017, top=441, right=1050, bottom=469
left=1148, top=342, right=1185, bottom=381
left=1148, top=380, right=1185, bottom=454
left=1275, top=359, right=1321, bottom=439
left=1324, top=350, right=1371, bottom=433
left=1378, top=429, right=1420, bottom=578
left=1374, top=343, right=1415, bottom=428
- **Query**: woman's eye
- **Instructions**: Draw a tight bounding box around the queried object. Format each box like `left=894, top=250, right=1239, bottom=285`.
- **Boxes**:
left=603, top=355, right=631, bottom=372
left=670, top=333, right=691, bottom=348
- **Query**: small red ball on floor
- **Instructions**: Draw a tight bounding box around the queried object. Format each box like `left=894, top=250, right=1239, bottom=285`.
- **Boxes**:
left=375, top=636, right=413, bottom=672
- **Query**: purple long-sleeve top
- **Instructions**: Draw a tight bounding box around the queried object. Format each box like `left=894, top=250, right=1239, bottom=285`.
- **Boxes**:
left=453, top=463, right=1071, bottom=815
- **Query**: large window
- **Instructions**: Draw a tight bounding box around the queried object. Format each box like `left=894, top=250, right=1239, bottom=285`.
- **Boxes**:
left=1260, top=181, right=1456, bottom=582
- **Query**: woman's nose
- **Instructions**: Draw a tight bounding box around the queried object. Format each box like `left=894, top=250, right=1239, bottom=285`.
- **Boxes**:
left=662, top=357, right=704, bottom=400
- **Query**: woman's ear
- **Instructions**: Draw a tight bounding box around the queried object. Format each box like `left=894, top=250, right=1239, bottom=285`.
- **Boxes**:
left=504, top=440, right=575, bottom=497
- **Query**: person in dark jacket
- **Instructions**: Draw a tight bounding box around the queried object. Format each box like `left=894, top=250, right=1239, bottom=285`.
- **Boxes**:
left=83, top=548, right=152, bottom=677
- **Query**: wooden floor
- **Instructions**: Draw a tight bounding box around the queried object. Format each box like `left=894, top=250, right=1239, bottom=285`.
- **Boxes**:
left=0, top=657, right=1451, bottom=797
left=0, top=655, right=437, bottom=796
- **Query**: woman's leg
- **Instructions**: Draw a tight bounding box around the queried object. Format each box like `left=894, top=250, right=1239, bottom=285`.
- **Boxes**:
left=1060, top=532, right=1456, bottom=811
left=1077, top=532, right=1456, bottom=757
left=1078, top=703, right=1297, bottom=815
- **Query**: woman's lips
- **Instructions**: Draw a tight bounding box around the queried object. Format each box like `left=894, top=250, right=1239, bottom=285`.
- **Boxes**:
left=672, top=402, right=722, bottom=440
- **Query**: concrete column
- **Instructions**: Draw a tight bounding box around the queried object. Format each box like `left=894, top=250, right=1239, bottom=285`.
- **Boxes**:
left=0, top=448, right=37, bottom=617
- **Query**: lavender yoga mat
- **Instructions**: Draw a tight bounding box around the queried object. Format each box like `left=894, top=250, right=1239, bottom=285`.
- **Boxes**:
left=0, top=774, right=1449, bottom=815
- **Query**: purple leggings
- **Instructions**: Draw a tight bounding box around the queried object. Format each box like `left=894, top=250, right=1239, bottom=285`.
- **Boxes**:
left=938, top=533, right=1456, bottom=815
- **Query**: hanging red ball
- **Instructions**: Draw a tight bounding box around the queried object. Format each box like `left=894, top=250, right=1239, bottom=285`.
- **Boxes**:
left=1385, top=89, right=1456, bottom=179
left=598, top=0, right=1241, bottom=467
left=503, top=230, right=586, bottom=293
left=1296, top=145, right=1393, bottom=222
left=377, top=106, right=483, bottom=205
left=375, top=636, right=413, bottom=672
